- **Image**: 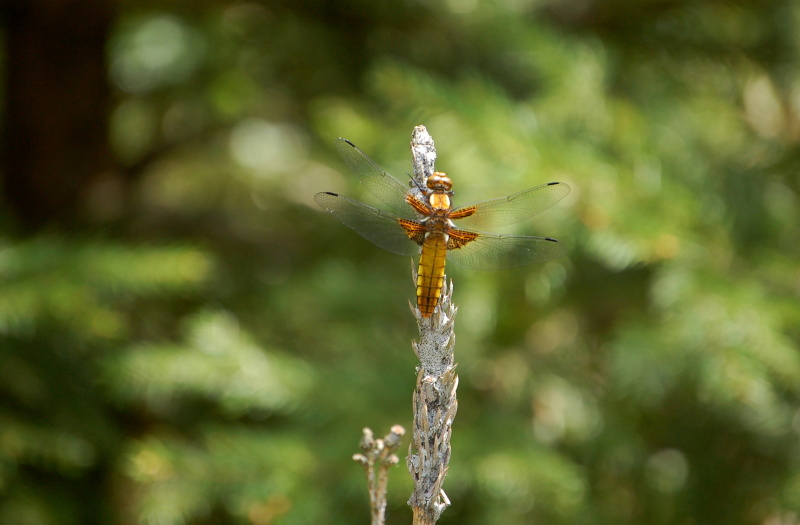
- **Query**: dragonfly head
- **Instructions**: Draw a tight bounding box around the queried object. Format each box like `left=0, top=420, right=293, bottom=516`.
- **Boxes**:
left=427, top=172, right=453, bottom=192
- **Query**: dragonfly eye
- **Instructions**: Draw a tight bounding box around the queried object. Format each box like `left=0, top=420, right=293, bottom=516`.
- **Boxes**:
left=427, top=172, right=453, bottom=191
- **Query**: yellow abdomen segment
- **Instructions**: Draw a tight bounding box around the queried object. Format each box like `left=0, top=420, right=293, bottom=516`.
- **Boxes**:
left=416, top=233, right=448, bottom=317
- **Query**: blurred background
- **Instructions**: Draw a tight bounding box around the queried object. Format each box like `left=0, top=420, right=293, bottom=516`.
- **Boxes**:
left=2, top=0, right=800, bottom=524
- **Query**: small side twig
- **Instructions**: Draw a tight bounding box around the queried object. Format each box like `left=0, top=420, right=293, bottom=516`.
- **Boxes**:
left=353, top=425, right=406, bottom=525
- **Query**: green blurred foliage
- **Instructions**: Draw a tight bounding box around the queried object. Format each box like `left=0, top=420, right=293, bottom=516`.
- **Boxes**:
left=3, top=0, right=800, bottom=524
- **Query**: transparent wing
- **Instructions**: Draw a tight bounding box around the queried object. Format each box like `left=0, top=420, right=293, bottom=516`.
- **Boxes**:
left=314, top=192, right=420, bottom=256
left=446, top=229, right=568, bottom=271
left=335, top=138, right=415, bottom=217
left=451, top=181, right=570, bottom=229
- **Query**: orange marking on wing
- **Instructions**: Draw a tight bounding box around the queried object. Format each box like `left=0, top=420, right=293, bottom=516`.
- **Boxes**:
left=447, top=229, right=479, bottom=250
left=398, top=219, right=426, bottom=245
left=449, top=206, right=477, bottom=220
left=406, top=194, right=431, bottom=215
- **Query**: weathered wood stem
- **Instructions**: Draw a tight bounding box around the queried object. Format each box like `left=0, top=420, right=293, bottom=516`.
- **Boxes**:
left=406, top=126, right=458, bottom=524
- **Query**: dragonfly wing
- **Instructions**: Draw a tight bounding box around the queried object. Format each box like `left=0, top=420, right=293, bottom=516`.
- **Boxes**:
left=446, top=228, right=568, bottom=271
left=451, top=181, right=570, bottom=229
left=315, top=192, right=421, bottom=256
left=335, top=138, right=416, bottom=217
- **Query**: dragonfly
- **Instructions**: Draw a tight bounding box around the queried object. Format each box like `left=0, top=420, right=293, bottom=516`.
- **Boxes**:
left=315, top=138, right=570, bottom=318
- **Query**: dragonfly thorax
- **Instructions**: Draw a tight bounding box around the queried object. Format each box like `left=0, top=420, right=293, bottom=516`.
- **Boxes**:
left=424, top=217, right=452, bottom=234
left=428, top=192, right=451, bottom=211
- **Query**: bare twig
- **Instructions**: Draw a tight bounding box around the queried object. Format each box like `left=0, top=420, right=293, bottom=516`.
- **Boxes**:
left=406, top=126, right=459, bottom=525
left=353, top=425, right=406, bottom=525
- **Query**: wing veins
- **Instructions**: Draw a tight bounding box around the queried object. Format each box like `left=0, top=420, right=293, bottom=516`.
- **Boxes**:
left=314, top=192, right=420, bottom=256
left=335, top=138, right=414, bottom=217
left=451, top=181, right=570, bottom=229
left=446, top=228, right=567, bottom=270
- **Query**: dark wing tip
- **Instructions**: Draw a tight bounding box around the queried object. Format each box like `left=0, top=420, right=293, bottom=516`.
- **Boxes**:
left=546, top=181, right=571, bottom=198
left=314, top=191, right=340, bottom=209
left=338, top=138, right=356, bottom=148
left=545, top=237, right=559, bottom=242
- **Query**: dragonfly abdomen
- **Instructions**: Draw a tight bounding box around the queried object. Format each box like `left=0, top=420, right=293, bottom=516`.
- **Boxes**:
left=416, top=232, right=448, bottom=317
